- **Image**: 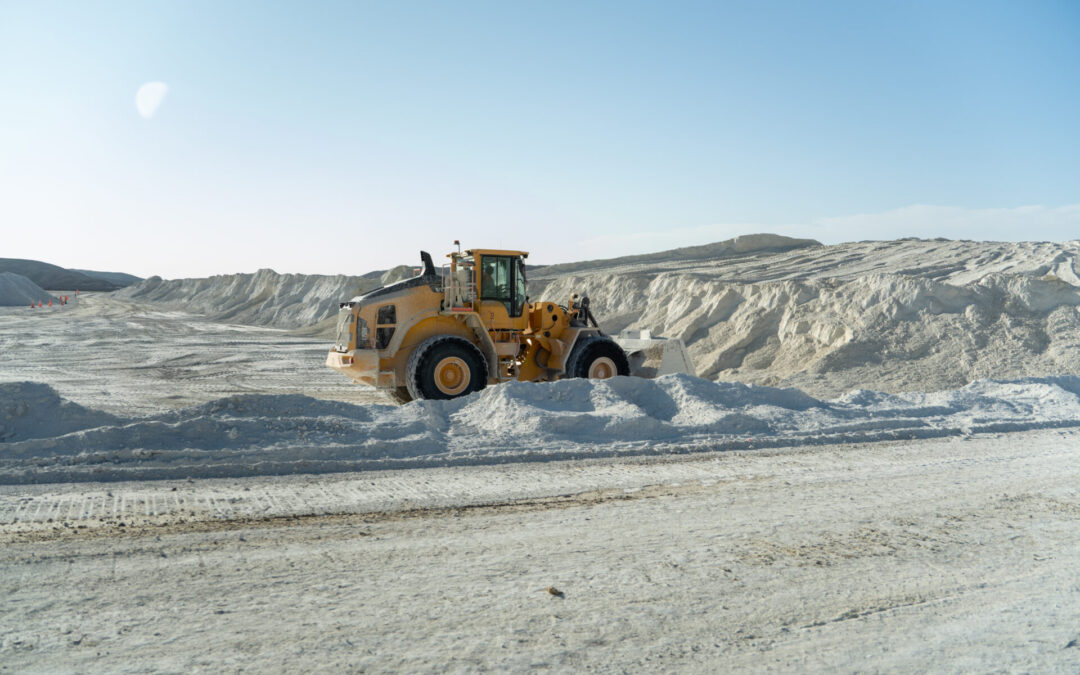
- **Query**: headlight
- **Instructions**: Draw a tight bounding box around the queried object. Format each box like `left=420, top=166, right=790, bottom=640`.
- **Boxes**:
left=357, top=317, right=369, bottom=348
left=334, top=307, right=355, bottom=351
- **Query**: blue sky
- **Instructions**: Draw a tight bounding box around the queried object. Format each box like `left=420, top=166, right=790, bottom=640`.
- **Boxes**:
left=2, top=1, right=1078, bottom=278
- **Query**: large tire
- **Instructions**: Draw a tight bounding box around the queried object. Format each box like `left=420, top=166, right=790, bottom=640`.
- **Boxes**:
left=564, top=336, right=630, bottom=380
left=406, top=336, right=488, bottom=401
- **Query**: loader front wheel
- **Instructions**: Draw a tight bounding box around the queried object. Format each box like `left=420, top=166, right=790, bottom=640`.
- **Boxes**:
left=406, top=337, right=488, bottom=400
left=564, top=336, right=630, bottom=380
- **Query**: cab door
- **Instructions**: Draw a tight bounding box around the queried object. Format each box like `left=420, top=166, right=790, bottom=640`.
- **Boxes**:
left=477, top=254, right=528, bottom=331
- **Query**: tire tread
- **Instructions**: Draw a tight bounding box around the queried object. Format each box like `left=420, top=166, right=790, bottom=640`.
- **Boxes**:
left=564, top=335, right=630, bottom=379
left=406, top=336, right=488, bottom=400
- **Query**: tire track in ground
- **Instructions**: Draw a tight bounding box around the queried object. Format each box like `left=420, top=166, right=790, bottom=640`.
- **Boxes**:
left=3, top=429, right=1076, bottom=544
left=0, top=453, right=744, bottom=540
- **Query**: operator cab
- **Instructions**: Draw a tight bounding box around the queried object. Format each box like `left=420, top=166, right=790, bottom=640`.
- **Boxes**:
left=445, top=248, right=529, bottom=331
left=478, top=253, right=527, bottom=317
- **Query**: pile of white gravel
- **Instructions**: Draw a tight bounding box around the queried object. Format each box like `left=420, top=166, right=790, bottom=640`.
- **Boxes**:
left=0, top=272, right=57, bottom=307
left=3, top=374, right=1080, bottom=483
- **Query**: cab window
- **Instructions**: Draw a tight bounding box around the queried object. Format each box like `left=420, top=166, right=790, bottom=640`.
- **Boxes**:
left=480, top=255, right=525, bottom=317
left=480, top=256, right=511, bottom=302
left=514, top=258, right=527, bottom=310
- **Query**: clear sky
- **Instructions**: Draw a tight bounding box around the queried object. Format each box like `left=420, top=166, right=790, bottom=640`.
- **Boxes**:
left=2, top=0, right=1079, bottom=278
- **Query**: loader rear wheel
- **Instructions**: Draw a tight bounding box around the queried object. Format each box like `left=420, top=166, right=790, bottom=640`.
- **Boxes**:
left=564, top=336, right=630, bottom=380
left=406, top=337, right=488, bottom=401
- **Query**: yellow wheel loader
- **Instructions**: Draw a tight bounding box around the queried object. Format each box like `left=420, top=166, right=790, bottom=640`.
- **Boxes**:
left=326, top=244, right=633, bottom=402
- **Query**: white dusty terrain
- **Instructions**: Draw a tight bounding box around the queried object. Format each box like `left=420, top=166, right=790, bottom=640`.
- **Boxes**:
left=0, top=294, right=381, bottom=417
left=3, top=430, right=1079, bottom=672
left=3, top=237, right=1080, bottom=671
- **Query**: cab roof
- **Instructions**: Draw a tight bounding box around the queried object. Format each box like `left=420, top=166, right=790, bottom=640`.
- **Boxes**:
left=464, top=249, right=529, bottom=258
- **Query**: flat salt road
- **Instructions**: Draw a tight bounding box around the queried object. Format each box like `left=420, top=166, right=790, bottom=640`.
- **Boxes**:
left=0, top=294, right=382, bottom=416
left=2, top=428, right=1079, bottom=672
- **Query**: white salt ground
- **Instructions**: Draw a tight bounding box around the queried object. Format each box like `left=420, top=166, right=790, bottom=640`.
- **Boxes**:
left=3, top=428, right=1079, bottom=672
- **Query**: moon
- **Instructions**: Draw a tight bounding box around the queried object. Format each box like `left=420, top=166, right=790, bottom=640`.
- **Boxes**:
left=136, top=82, right=169, bottom=119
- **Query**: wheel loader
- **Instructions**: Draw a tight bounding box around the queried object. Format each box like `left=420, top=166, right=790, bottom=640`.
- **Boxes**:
left=326, top=244, right=688, bottom=402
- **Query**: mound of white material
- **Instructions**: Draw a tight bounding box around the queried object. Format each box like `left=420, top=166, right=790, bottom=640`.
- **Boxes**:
left=115, top=269, right=380, bottom=329
left=535, top=241, right=1080, bottom=396
left=0, top=272, right=57, bottom=306
left=530, top=238, right=1080, bottom=285
left=380, top=265, right=417, bottom=286
left=530, top=233, right=821, bottom=277
left=3, top=375, right=1079, bottom=483
left=0, top=382, right=119, bottom=442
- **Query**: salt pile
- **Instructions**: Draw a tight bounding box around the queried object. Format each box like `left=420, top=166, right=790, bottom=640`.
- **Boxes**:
left=111, top=236, right=1080, bottom=396
left=0, top=382, right=119, bottom=442
left=115, top=269, right=381, bottom=329
left=380, top=265, right=417, bottom=286
left=532, top=238, right=1080, bottom=396
left=0, top=272, right=57, bottom=306
left=3, top=374, right=1079, bottom=483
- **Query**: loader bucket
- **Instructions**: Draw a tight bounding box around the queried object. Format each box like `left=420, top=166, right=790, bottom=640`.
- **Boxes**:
left=613, top=329, right=696, bottom=378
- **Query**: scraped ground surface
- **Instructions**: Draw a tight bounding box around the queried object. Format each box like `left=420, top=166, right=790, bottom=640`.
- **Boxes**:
left=3, top=429, right=1079, bottom=672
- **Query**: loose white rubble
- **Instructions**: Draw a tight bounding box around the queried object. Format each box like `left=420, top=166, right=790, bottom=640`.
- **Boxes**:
left=3, top=373, right=1079, bottom=483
